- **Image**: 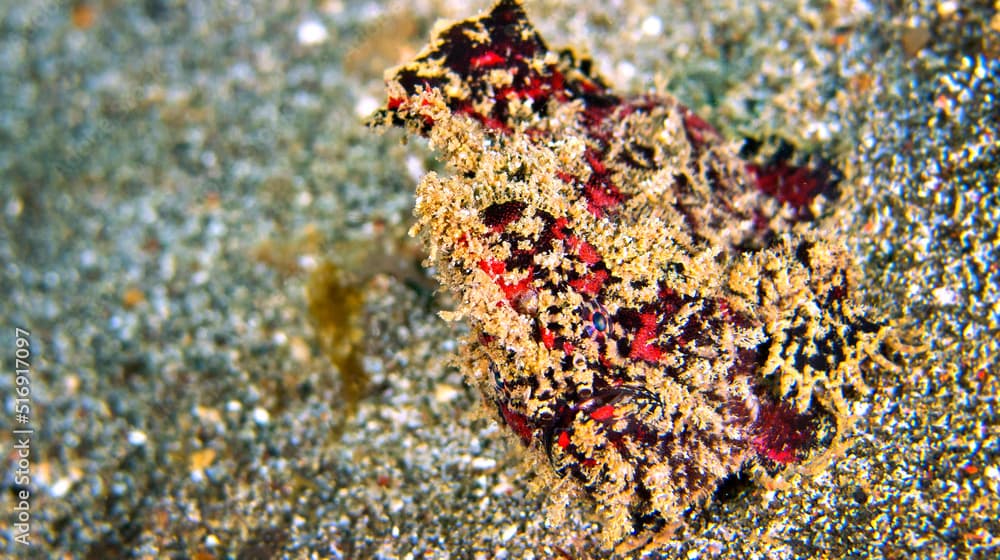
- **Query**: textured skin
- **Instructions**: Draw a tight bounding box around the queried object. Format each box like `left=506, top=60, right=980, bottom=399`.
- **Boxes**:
left=373, top=0, right=890, bottom=546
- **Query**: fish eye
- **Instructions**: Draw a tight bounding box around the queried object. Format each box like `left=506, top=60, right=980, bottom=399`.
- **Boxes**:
left=512, top=288, right=539, bottom=315
left=592, top=311, right=607, bottom=332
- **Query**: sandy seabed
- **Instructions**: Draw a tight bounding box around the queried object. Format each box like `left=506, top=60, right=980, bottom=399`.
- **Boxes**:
left=1, top=1, right=996, bottom=558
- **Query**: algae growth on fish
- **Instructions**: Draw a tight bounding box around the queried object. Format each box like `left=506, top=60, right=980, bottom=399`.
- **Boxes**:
left=372, top=0, right=894, bottom=549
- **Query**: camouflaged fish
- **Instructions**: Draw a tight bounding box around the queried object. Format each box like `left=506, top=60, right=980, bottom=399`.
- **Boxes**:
left=372, top=0, right=892, bottom=547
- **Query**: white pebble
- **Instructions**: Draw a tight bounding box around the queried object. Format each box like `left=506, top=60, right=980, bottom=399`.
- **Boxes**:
left=434, top=383, right=460, bottom=403
left=470, top=457, right=497, bottom=471
left=127, top=430, right=148, bottom=446
left=492, top=479, right=514, bottom=496
left=50, top=478, right=72, bottom=498
left=501, top=523, right=518, bottom=542
left=616, top=60, right=636, bottom=82
left=252, top=406, right=271, bottom=425
left=390, top=498, right=404, bottom=514
left=641, top=15, right=662, bottom=37
left=937, top=1, right=958, bottom=17
left=80, top=249, right=98, bottom=268
left=405, top=155, right=425, bottom=183
left=297, top=19, right=328, bottom=45
left=932, top=286, right=958, bottom=306
left=296, top=190, right=313, bottom=207
left=272, top=331, right=288, bottom=345
left=5, top=196, right=23, bottom=217
left=298, top=254, right=318, bottom=271
left=355, top=95, right=380, bottom=118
